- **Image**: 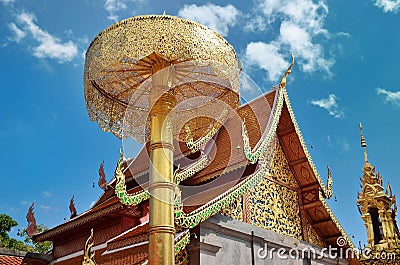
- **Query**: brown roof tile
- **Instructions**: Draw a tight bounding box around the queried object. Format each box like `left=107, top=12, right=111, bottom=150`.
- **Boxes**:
left=0, top=249, right=49, bottom=265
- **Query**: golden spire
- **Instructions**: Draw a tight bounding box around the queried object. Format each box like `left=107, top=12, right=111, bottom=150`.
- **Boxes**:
left=359, top=123, right=369, bottom=163
left=325, top=166, right=333, bottom=199
left=279, top=53, right=294, bottom=89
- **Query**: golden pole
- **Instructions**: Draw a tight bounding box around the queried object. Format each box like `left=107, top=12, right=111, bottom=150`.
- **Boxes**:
left=148, top=63, right=176, bottom=265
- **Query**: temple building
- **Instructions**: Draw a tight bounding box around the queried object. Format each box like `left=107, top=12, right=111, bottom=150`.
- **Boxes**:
left=25, top=15, right=361, bottom=265
left=34, top=64, right=357, bottom=265
left=357, top=126, right=400, bottom=264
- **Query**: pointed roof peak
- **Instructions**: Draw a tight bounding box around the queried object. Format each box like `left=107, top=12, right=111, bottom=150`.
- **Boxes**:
left=359, top=122, right=369, bottom=164
left=279, top=53, right=294, bottom=89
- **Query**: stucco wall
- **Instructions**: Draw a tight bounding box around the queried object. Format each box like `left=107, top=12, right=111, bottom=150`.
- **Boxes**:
left=188, top=215, right=349, bottom=265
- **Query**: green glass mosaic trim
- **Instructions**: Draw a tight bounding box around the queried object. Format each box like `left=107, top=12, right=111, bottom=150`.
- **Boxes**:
left=242, top=89, right=284, bottom=164
left=174, top=155, right=209, bottom=184
left=174, top=166, right=268, bottom=228
left=174, top=230, right=190, bottom=254
left=114, top=153, right=150, bottom=206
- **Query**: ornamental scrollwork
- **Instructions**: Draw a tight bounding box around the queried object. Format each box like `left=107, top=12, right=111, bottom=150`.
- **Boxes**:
left=175, top=247, right=189, bottom=265
left=242, top=87, right=284, bottom=165
left=220, top=195, right=243, bottom=221
left=185, top=108, right=228, bottom=153
left=82, top=229, right=96, bottom=265
left=115, top=151, right=150, bottom=206
left=174, top=155, right=209, bottom=184
left=174, top=230, right=190, bottom=256
left=268, top=140, right=298, bottom=187
left=247, top=139, right=302, bottom=240
left=174, top=166, right=268, bottom=228
left=248, top=178, right=302, bottom=240
left=305, top=219, right=326, bottom=248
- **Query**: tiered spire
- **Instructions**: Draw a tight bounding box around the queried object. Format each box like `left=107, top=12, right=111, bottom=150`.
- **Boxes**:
left=358, top=123, right=379, bottom=186
left=357, top=124, right=400, bottom=263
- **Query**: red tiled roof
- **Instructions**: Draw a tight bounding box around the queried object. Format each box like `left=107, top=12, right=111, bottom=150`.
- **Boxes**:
left=0, top=249, right=50, bottom=265
left=36, top=89, right=278, bottom=241
left=107, top=221, right=149, bottom=244
left=90, top=90, right=276, bottom=209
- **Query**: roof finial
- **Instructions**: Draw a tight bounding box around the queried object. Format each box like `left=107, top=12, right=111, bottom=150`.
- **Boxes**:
left=98, top=161, right=107, bottom=190
left=359, top=123, right=368, bottom=163
left=325, top=166, right=333, bottom=199
left=69, top=195, right=77, bottom=219
left=279, top=53, right=294, bottom=89
left=26, top=202, right=38, bottom=237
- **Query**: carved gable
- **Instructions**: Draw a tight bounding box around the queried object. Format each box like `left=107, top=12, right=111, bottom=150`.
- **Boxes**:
left=247, top=138, right=301, bottom=239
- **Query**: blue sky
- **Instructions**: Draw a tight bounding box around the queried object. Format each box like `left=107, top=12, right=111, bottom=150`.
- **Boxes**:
left=1, top=0, right=400, bottom=248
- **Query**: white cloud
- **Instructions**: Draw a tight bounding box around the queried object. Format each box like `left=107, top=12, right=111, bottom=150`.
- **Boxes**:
left=8, top=23, right=26, bottom=43
left=310, top=94, right=344, bottom=118
left=339, top=139, right=350, bottom=151
left=245, top=41, right=288, bottom=81
left=14, top=12, right=78, bottom=63
left=21, top=201, right=30, bottom=205
left=41, top=191, right=52, bottom=198
left=327, top=136, right=350, bottom=151
left=244, top=0, right=334, bottom=82
left=374, top=0, right=400, bottom=13
left=178, top=3, right=240, bottom=37
left=105, top=0, right=127, bottom=21
left=39, top=205, right=52, bottom=211
left=0, top=0, right=15, bottom=4
left=244, top=15, right=269, bottom=32
left=376, top=87, right=400, bottom=106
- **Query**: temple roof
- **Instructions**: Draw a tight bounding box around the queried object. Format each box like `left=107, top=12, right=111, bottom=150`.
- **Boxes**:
left=35, top=85, right=355, bottom=251
left=0, top=248, right=50, bottom=265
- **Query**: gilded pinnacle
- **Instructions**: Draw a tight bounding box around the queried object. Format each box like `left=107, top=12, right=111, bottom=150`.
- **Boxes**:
left=279, top=53, right=294, bottom=89
left=359, top=123, right=368, bottom=163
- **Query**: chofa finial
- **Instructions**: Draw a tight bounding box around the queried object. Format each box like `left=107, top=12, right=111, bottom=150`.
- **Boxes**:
left=69, top=195, right=77, bottom=219
left=26, top=202, right=38, bottom=237
left=98, top=161, right=107, bottom=190
left=279, top=53, right=294, bottom=89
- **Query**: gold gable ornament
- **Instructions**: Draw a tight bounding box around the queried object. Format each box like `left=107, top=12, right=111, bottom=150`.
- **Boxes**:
left=279, top=54, right=294, bottom=89
left=82, top=229, right=96, bottom=265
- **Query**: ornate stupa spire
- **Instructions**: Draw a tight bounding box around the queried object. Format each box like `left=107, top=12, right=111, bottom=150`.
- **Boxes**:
left=356, top=124, right=400, bottom=263
left=358, top=123, right=378, bottom=186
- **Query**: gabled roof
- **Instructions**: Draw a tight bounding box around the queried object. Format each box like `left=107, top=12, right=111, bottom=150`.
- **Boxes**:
left=277, top=88, right=355, bottom=249
left=36, top=86, right=354, bottom=250
left=0, top=248, right=50, bottom=265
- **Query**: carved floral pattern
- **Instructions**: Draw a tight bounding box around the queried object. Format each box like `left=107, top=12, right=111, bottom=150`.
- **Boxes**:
left=248, top=178, right=302, bottom=240
left=220, top=195, right=243, bottom=221
left=304, top=219, right=326, bottom=248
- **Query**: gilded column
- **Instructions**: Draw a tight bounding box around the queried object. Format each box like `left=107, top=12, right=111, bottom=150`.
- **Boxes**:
left=148, top=63, right=176, bottom=265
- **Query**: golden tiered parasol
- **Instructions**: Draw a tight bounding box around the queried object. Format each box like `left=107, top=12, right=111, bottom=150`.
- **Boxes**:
left=85, top=15, right=240, bottom=143
left=84, top=15, right=240, bottom=265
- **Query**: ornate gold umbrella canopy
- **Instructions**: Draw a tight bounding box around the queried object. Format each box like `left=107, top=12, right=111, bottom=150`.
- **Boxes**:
left=84, top=15, right=240, bottom=143
left=84, top=15, right=240, bottom=265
